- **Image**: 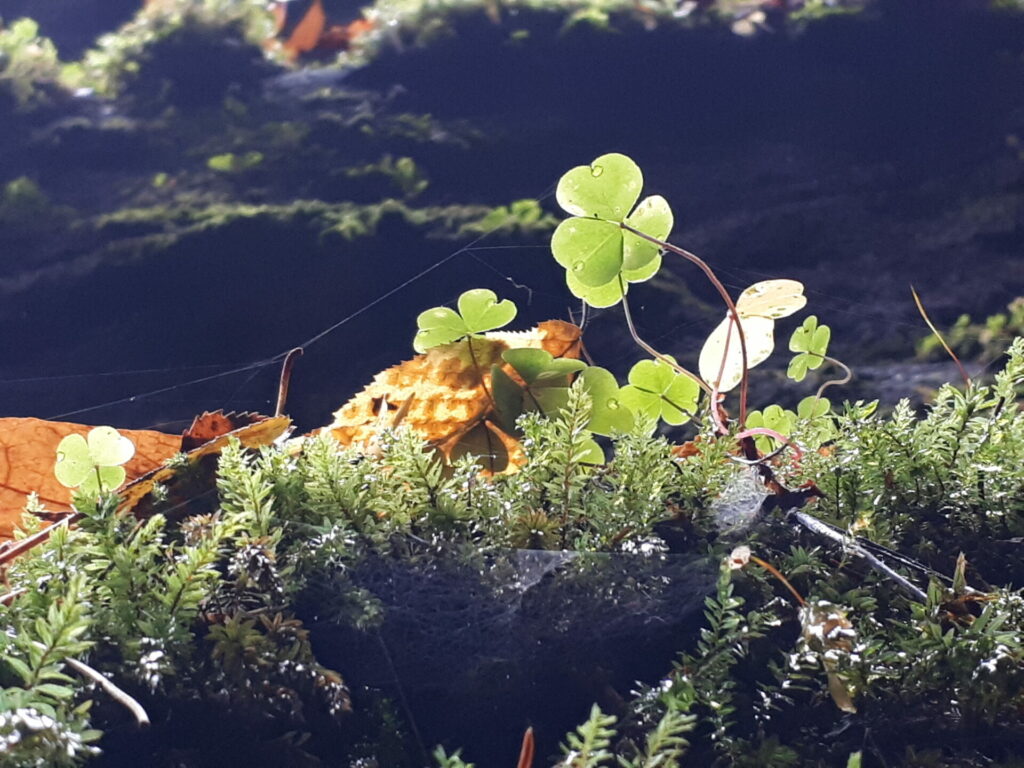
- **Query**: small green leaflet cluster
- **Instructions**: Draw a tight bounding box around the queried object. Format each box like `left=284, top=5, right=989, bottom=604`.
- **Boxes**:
left=412, top=156, right=848, bottom=464
left=619, top=357, right=699, bottom=426
left=413, top=288, right=517, bottom=352
left=551, top=153, right=672, bottom=308
left=746, top=318, right=836, bottom=452
left=788, top=315, right=831, bottom=381
left=54, top=426, right=135, bottom=495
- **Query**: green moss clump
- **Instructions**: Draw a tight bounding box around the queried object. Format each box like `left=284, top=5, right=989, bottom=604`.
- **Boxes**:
left=0, top=18, right=64, bottom=110
left=65, top=1, right=278, bottom=105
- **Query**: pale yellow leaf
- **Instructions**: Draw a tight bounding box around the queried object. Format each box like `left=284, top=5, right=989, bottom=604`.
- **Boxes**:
left=736, top=279, right=807, bottom=319
left=698, top=315, right=774, bottom=392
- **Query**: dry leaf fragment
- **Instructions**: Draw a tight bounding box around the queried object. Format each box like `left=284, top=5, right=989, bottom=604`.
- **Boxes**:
left=321, top=320, right=582, bottom=471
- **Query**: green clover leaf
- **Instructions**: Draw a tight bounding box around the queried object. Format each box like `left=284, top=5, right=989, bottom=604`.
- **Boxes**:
left=55, top=426, right=135, bottom=495
left=745, top=405, right=796, bottom=454
left=413, top=289, right=517, bottom=352
left=565, top=270, right=626, bottom=308
left=555, top=152, right=643, bottom=220
left=796, top=395, right=831, bottom=420
left=458, top=288, right=518, bottom=333
left=619, top=357, right=700, bottom=426
left=553, top=154, right=673, bottom=308
left=622, top=195, right=672, bottom=271
left=788, top=315, right=831, bottom=382
left=492, top=350, right=588, bottom=431
left=551, top=217, right=624, bottom=287
left=579, top=366, right=634, bottom=436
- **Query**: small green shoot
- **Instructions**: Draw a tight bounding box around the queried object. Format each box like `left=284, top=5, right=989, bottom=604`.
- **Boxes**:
left=413, top=289, right=517, bottom=352
left=54, top=427, right=135, bottom=495
left=788, top=315, right=831, bottom=382
left=207, top=151, right=263, bottom=173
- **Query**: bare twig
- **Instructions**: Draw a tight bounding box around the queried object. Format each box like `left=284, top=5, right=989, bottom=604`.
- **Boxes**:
left=63, top=655, right=150, bottom=727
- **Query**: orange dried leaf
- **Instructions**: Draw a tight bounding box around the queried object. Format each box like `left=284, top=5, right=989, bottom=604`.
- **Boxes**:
left=282, top=0, right=326, bottom=60
left=321, top=320, right=581, bottom=467
left=121, top=413, right=291, bottom=517
left=0, top=418, right=180, bottom=540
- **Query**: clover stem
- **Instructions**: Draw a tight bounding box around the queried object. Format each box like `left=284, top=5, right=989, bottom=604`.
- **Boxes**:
left=732, top=427, right=804, bottom=465
left=811, top=353, right=853, bottom=404
left=619, top=223, right=750, bottom=424
left=465, top=335, right=498, bottom=412
left=620, top=291, right=711, bottom=395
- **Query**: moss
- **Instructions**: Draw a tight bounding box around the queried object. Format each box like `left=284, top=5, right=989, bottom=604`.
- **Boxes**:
left=0, top=17, right=65, bottom=110
left=92, top=197, right=555, bottom=251
left=65, top=1, right=279, bottom=103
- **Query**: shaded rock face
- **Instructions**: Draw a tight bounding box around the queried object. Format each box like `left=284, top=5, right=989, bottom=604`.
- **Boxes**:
left=1, top=6, right=1023, bottom=431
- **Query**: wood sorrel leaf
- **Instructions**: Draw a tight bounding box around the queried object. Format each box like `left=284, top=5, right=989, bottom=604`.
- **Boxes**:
left=413, top=289, right=517, bottom=352
left=579, top=366, right=634, bottom=436
left=86, top=425, right=135, bottom=467
left=788, top=315, right=830, bottom=381
left=565, top=269, right=626, bottom=308
left=620, top=357, right=700, bottom=426
left=556, top=152, right=643, bottom=220
left=54, top=433, right=93, bottom=489
left=622, top=194, right=672, bottom=271
left=551, top=217, right=623, bottom=287
left=413, top=306, right=468, bottom=352
left=457, top=288, right=517, bottom=334
left=699, top=315, right=775, bottom=393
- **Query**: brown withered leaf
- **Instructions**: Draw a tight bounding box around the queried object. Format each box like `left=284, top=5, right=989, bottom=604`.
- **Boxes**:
left=322, top=320, right=582, bottom=471
left=121, top=413, right=291, bottom=519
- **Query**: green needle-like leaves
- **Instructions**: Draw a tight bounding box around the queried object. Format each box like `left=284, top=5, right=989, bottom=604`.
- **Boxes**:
left=54, top=426, right=135, bottom=495
left=552, top=153, right=673, bottom=308
left=619, top=357, right=700, bottom=426
left=788, top=315, right=831, bottom=382
left=413, top=288, right=517, bottom=352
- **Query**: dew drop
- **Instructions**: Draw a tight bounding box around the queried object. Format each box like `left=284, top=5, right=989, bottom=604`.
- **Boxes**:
left=608, top=399, right=619, bottom=409
left=591, top=164, right=604, bottom=177
left=572, top=262, right=585, bottom=272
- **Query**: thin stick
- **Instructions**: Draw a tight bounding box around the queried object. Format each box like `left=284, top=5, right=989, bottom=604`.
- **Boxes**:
left=789, top=509, right=928, bottom=602
left=274, top=347, right=304, bottom=417
left=750, top=554, right=806, bottom=606
left=64, top=655, right=150, bottom=727
left=911, top=285, right=970, bottom=388
left=0, top=514, right=81, bottom=568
